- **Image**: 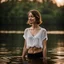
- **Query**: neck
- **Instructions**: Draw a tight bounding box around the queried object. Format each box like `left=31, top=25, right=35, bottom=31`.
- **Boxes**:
left=32, top=24, right=39, bottom=29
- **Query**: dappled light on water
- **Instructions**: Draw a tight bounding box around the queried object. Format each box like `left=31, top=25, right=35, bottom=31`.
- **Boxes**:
left=52, top=59, right=64, bottom=64
left=48, top=41, right=64, bottom=64
left=0, top=30, right=64, bottom=34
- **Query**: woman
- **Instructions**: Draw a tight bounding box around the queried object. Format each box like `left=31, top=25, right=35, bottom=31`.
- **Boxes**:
left=22, top=9, right=48, bottom=62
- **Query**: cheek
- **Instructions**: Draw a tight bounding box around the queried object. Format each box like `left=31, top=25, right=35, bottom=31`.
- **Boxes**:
left=28, top=18, right=35, bottom=21
left=32, top=17, right=36, bottom=21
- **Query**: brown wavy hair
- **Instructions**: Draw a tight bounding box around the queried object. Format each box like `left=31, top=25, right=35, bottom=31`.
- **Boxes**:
left=27, top=9, right=43, bottom=25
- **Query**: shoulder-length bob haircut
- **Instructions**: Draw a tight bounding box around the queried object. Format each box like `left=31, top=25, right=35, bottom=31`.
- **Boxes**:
left=27, top=9, right=43, bottom=25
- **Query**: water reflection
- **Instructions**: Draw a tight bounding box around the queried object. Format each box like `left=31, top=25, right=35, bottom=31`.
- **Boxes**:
left=0, top=32, right=64, bottom=64
left=48, top=41, right=64, bottom=64
left=25, top=59, right=45, bottom=64
left=51, top=58, right=64, bottom=64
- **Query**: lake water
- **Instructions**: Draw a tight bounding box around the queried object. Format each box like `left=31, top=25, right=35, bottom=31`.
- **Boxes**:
left=0, top=31, right=64, bottom=64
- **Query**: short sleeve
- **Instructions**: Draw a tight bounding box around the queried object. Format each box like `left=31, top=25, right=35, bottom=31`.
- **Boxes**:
left=42, top=29, right=48, bottom=41
left=23, top=28, right=28, bottom=40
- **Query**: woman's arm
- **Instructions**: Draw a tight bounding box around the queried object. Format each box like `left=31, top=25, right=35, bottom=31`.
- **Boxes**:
left=22, top=40, right=28, bottom=59
left=42, top=39, right=47, bottom=59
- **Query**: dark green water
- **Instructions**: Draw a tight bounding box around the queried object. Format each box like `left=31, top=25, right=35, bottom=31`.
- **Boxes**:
left=0, top=34, right=64, bottom=64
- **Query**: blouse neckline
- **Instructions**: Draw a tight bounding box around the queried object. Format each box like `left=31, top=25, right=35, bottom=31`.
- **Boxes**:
left=28, top=27, right=42, bottom=37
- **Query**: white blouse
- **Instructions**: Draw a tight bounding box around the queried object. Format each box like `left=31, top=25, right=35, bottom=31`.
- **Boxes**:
left=23, top=27, right=48, bottom=49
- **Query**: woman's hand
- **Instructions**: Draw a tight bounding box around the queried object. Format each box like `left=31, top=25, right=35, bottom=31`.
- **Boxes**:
left=22, top=55, right=25, bottom=60
left=43, top=57, right=47, bottom=64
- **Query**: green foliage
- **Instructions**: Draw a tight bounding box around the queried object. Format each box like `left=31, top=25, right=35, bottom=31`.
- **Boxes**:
left=0, top=1, right=64, bottom=30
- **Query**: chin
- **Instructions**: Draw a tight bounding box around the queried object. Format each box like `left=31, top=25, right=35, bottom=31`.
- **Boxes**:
left=30, top=23, right=33, bottom=25
left=29, top=22, right=33, bottom=24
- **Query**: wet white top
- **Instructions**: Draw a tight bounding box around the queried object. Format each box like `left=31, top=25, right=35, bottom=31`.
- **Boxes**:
left=23, top=27, right=48, bottom=49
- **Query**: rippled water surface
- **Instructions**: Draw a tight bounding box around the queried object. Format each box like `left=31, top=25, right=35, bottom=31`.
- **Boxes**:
left=0, top=33, right=64, bottom=64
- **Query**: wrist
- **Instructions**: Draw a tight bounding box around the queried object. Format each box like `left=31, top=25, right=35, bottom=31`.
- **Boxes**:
left=22, top=54, right=25, bottom=58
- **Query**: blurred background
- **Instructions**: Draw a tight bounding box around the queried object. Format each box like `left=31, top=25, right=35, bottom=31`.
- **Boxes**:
left=0, top=0, right=64, bottom=64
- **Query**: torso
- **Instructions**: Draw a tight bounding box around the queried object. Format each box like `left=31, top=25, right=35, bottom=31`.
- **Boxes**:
left=28, top=26, right=43, bottom=54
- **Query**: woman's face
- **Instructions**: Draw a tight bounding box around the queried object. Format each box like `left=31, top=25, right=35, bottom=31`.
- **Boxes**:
left=28, top=12, right=36, bottom=24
